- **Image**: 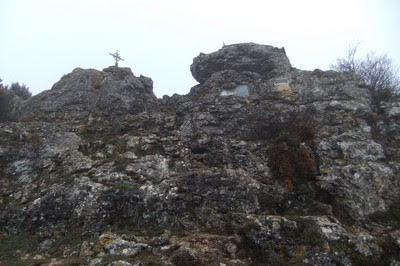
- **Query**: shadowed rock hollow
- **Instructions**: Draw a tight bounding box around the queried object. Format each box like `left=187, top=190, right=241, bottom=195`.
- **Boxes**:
left=1, top=43, right=400, bottom=265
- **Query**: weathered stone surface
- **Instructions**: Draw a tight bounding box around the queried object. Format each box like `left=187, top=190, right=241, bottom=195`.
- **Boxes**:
left=16, top=66, right=157, bottom=122
left=190, top=43, right=292, bottom=83
left=1, top=43, right=400, bottom=265
left=108, top=261, right=134, bottom=266
left=98, top=233, right=151, bottom=257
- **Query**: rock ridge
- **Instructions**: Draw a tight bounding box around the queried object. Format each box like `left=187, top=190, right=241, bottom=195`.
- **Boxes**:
left=16, top=66, right=157, bottom=122
left=190, top=42, right=292, bottom=83
left=1, top=43, right=399, bottom=265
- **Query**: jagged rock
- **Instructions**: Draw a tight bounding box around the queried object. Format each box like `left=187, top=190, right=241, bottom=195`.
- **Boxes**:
left=1, top=43, right=400, bottom=265
left=16, top=66, right=157, bottom=122
left=108, top=261, right=135, bottom=266
left=80, top=241, right=96, bottom=257
left=190, top=43, right=292, bottom=83
left=98, top=233, right=151, bottom=257
left=48, top=258, right=67, bottom=266
left=88, top=258, right=104, bottom=266
left=32, top=254, right=46, bottom=260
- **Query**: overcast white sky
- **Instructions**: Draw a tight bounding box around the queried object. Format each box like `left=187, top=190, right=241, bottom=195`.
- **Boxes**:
left=1, top=0, right=399, bottom=97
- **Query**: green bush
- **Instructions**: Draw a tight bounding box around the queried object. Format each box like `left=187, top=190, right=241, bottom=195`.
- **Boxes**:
left=370, top=200, right=400, bottom=228
left=0, top=233, right=38, bottom=262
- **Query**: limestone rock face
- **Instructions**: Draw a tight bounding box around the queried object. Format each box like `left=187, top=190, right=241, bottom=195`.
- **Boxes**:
left=190, top=43, right=292, bottom=84
left=17, top=66, right=156, bottom=122
left=1, top=44, right=400, bottom=265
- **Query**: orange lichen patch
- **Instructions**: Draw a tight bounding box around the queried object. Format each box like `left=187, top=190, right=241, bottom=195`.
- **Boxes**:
left=291, top=245, right=306, bottom=262
left=324, top=242, right=331, bottom=253
left=169, top=233, right=237, bottom=264
left=286, top=178, right=294, bottom=190
left=275, top=83, right=293, bottom=98
left=95, top=233, right=117, bottom=252
left=274, top=78, right=293, bottom=99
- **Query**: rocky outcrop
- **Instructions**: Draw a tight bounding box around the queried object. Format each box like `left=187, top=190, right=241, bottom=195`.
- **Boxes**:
left=1, top=43, right=399, bottom=265
left=16, top=66, right=157, bottom=122
left=190, top=43, right=292, bottom=83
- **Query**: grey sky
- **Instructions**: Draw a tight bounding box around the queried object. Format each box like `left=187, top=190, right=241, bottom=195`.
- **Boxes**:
left=1, top=0, right=399, bottom=97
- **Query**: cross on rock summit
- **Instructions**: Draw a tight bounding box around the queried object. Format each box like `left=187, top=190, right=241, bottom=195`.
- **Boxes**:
left=109, top=50, right=124, bottom=67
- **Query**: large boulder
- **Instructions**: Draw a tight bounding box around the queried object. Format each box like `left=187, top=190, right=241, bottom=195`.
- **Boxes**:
left=190, top=43, right=292, bottom=84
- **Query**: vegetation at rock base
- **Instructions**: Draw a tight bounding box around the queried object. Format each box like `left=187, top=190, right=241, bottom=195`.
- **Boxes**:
left=171, top=250, right=196, bottom=266
left=0, top=233, right=38, bottom=265
left=235, top=220, right=268, bottom=261
left=236, top=220, right=261, bottom=239
left=377, top=235, right=400, bottom=266
left=234, top=217, right=397, bottom=265
left=100, top=254, right=165, bottom=266
left=369, top=199, right=400, bottom=228
left=345, top=234, right=400, bottom=266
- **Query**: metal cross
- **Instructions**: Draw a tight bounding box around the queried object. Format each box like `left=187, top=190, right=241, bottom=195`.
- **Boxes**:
left=109, top=50, right=124, bottom=67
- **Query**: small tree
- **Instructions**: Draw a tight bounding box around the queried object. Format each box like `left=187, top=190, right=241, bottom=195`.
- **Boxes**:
left=331, top=44, right=400, bottom=96
left=332, top=44, right=361, bottom=73
left=0, top=78, right=31, bottom=122
left=9, top=82, right=31, bottom=100
left=359, top=52, right=400, bottom=94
